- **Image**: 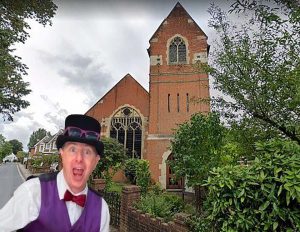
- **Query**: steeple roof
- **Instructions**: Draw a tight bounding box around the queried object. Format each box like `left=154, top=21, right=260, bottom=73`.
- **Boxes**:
left=149, top=2, right=207, bottom=42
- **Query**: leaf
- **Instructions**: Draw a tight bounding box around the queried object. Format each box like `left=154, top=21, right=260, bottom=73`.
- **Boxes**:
left=273, top=222, right=278, bottom=231
left=259, top=201, right=270, bottom=211
left=277, top=185, right=283, bottom=196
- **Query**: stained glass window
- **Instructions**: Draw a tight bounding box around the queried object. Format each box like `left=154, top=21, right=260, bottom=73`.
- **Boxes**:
left=169, top=36, right=187, bottom=64
left=110, top=107, right=142, bottom=158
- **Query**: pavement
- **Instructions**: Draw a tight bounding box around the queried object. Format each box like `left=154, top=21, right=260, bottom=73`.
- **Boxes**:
left=17, top=163, right=33, bottom=181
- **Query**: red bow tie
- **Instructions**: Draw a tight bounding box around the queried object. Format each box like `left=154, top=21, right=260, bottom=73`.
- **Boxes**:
left=63, top=190, right=86, bottom=207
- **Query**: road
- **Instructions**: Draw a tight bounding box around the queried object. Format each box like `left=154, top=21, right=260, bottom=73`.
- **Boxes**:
left=0, top=162, right=24, bottom=209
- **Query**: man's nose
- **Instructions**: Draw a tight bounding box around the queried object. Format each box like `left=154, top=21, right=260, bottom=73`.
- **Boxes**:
left=75, top=150, right=84, bottom=161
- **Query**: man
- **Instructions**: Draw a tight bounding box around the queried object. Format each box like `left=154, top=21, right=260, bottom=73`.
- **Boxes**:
left=0, top=114, right=110, bottom=231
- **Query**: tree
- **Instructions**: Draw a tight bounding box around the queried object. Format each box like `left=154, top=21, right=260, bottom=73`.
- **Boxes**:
left=92, top=137, right=127, bottom=190
left=27, top=128, right=48, bottom=150
left=170, top=112, right=226, bottom=212
left=206, top=0, right=300, bottom=144
left=9, top=139, right=23, bottom=154
left=0, top=134, right=13, bottom=161
left=170, top=113, right=226, bottom=187
left=0, top=0, right=57, bottom=121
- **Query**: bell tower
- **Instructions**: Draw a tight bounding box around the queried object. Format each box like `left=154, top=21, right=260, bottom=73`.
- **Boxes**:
left=145, top=2, right=210, bottom=185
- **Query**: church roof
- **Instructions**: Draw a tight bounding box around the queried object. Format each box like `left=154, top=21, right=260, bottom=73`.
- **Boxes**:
left=85, top=74, right=148, bottom=115
left=149, top=2, right=208, bottom=42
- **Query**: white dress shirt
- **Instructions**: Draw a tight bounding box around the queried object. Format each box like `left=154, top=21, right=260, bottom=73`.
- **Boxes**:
left=0, top=171, right=110, bottom=232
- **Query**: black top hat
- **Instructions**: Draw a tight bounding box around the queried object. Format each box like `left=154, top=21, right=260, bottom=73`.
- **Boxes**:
left=56, top=114, right=104, bottom=156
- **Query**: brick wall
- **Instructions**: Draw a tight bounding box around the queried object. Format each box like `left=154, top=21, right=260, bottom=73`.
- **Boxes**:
left=119, top=185, right=190, bottom=232
left=146, top=3, right=210, bottom=184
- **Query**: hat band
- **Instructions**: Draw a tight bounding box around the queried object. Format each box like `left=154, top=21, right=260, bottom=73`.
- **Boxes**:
left=64, top=126, right=100, bottom=141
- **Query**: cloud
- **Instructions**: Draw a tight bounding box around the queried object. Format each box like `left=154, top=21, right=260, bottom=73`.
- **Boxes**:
left=1, top=0, right=229, bottom=152
left=0, top=111, right=45, bottom=149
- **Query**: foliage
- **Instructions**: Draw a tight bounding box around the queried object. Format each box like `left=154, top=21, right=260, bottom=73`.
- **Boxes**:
left=201, top=139, right=300, bottom=231
left=170, top=112, right=226, bottom=187
left=221, top=119, right=284, bottom=164
left=92, top=137, right=127, bottom=189
left=16, top=151, right=27, bottom=163
left=124, top=158, right=139, bottom=184
left=124, top=158, right=151, bottom=194
left=206, top=0, right=300, bottom=144
left=30, top=154, right=59, bottom=167
left=8, top=139, right=23, bottom=154
left=106, top=182, right=127, bottom=193
left=27, top=128, right=49, bottom=150
left=0, top=0, right=57, bottom=121
left=31, top=156, right=43, bottom=167
left=0, top=134, right=12, bottom=161
left=136, top=159, right=151, bottom=196
left=135, top=191, right=184, bottom=222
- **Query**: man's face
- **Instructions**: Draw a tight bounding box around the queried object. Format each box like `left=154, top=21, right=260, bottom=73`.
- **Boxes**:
left=60, top=142, right=100, bottom=193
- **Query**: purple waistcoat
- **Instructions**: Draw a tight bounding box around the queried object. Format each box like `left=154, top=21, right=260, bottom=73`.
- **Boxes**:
left=22, top=172, right=102, bottom=232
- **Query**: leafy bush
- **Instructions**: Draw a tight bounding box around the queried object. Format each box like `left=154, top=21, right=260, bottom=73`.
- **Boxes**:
left=92, top=137, right=127, bottom=190
left=202, top=140, right=300, bottom=231
left=124, top=158, right=151, bottom=195
left=135, top=191, right=184, bottom=221
left=124, top=158, right=139, bottom=184
left=16, top=151, right=27, bottom=163
left=31, top=154, right=59, bottom=167
left=136, top=159, right=151, bottom=195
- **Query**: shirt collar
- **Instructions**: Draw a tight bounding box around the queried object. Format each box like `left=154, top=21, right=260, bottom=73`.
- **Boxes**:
left=57, top=170, right=88, bottom=200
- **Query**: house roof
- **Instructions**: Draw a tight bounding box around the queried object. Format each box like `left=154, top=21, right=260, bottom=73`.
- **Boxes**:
left=48, top=129, right=64, bottom=144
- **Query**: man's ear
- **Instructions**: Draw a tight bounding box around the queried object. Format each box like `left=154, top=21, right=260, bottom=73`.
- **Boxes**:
left=93, top=155, right=100, bottom=169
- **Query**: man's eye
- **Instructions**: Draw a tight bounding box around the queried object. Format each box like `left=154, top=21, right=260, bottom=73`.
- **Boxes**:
left=84, top=150, right=91, bottom=155
left=70, top=147, right=76, bottom=152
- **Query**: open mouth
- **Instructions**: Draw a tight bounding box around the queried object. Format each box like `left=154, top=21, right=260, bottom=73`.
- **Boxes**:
left=73, top=168, right=84, bottom=177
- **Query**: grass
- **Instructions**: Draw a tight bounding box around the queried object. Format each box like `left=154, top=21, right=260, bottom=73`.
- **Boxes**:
left=107, top=181, right=129, bottom=193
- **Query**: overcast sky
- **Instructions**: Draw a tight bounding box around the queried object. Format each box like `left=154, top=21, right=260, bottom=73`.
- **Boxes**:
left=1, top=0, right=230, bottom=150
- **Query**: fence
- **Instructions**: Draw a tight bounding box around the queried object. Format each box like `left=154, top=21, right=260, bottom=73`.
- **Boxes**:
left=100, top=190, right=121, bottom=227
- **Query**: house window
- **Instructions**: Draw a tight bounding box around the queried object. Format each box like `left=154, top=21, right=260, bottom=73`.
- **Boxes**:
left=169, top=36, right=187, bottom=64
left=39, top=144, right=44, bottom=152
left=110, top=107, right=142, bottom=159
left=46, top=143, right=51, bottom=150
left=53, top=141, right=57, bottom=150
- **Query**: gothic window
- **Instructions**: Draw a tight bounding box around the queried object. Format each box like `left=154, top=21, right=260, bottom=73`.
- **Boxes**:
left=110, top=107, right=142, bottom=159
left=169, top=36, right=187, bottom=64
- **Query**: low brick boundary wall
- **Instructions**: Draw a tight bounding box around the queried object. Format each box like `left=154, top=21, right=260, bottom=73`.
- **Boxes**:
left=119, top=185, right=190, bottom=232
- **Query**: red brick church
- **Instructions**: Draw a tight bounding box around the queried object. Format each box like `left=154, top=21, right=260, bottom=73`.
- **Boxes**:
left=85, top=2, right=210, bottom=190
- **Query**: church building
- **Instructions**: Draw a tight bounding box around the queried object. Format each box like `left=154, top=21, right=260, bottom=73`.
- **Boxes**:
left=85, top=2, right=210, bottom=190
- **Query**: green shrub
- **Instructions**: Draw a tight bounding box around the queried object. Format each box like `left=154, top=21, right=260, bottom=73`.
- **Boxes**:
left=202, top=140, right=300, bottom=231
left=136, top=160, right=151, bottom=195
left=124, top=158, right=139, bottom=184
left=135, top=191, right=184, bottom=221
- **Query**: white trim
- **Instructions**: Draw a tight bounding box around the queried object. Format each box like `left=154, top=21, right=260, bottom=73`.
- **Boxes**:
left=159, top=150, right=172, bottom=189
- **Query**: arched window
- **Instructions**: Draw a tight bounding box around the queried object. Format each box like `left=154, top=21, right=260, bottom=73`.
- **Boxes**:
left=110, top=107, right=142, bottom=159
left=169, top=36, right=187, bottom=64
